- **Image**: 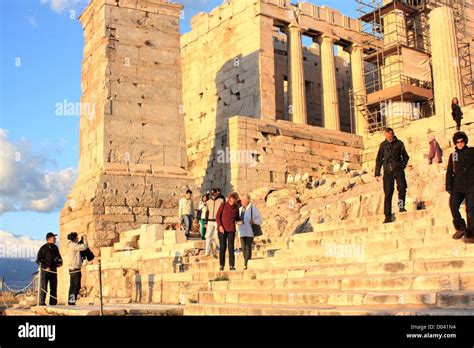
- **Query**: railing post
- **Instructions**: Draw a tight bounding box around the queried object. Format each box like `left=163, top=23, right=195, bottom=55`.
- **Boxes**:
left=98, top=260, right=103, bottom=316
left=37, top=267, right=41, bottom=306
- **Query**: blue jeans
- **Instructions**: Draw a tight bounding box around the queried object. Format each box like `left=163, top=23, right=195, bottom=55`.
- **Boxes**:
left=180, top=214, right=192, bottom=236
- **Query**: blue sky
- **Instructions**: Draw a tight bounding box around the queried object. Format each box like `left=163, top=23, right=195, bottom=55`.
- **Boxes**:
left=0, top=0, right=358, bottom=247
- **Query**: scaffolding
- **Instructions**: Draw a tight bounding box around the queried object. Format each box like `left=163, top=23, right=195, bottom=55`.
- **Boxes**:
left=350, top=0, right=473, bottom=133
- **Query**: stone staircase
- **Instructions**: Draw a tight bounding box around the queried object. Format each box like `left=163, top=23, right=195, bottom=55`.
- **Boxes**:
left=77, top=201, right=474, bottom=315
left=183, top=209, right=474, bottom=315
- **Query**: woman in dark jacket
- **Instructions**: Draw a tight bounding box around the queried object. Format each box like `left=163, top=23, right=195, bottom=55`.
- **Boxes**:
left=446, top=132, right=474, bottom=243
left=451, top=98, right=463, bottom=131
left=216, top=192, right=241, bottom=271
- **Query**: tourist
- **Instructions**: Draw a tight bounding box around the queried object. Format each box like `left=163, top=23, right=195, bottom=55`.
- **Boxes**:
left=374, top=127, right=410, bottom=224
left=204, top=188, right=225, bottom=256
left=216, top=192, right=242, bottom=271
left=446, top=132, right=474, bottom=243
left=451, top=98, right=463, bottom=131
left=178, top=189, right=195, bottom=239
left=238, top=193, right=263, bottom=270
left=36, top=232, right=63, bottom=306
left=66, top=232, right=89, bottom=305
left=215, top=187, right=226, bottom=201
left=428, top=134, right=442, bottom=165
left=197, top=194, right=209, bottom=240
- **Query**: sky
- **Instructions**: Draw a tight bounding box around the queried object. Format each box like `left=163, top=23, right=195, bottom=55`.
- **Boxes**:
left=0, top=0, right=359, bottom=255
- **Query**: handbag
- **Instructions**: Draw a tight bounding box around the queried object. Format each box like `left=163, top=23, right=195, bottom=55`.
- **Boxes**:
left=78, top=238, right=95, bottom=261
left=250, top=205, right=263, bottom=237
left=80, top=248, right=95, bottom=261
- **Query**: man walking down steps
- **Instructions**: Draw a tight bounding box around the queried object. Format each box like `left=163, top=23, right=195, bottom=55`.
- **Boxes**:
left=375, top=127, right=410, bottom=224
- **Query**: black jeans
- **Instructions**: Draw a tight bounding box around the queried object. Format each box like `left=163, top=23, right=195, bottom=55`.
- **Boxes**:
left=240, top=237, right=254, bottom=267
left=383, top=170, right=407, bottom=218
left=218, top=231, right=235, bottom=268
left=68, top=270, right=82, bottom=305
left=449, top=191, right=474, bottom=236
left=454, top=117, right=462, bottom=131
left=39, top=269, right=58, bottom=305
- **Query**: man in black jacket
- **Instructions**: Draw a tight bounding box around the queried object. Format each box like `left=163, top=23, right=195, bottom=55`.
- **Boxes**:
left=446, top=132, right=474, bottom=243
left=375, top=127, right=410, bottom=223
left=36, top=232, right=63, bottom=305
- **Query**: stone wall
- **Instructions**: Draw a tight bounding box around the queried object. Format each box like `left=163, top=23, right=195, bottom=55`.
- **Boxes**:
left=227, top=116, right=364, bottom=194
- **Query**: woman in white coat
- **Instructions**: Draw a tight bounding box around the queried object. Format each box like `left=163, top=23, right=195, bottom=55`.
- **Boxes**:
left=238, top=193, right=263, bottom=270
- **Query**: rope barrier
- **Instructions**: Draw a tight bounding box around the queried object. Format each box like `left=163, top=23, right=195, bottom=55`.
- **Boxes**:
left=40, top=287, right=59, bottom=301
left=0, top=280, right=34, bottom=310
left=41, top=268, right=82, bottom=274
left=2, top=280, right=34, bottom=293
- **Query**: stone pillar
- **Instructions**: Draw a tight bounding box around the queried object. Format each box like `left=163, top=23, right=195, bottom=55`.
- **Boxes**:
left=382, top=8, right=406, bottom=88
left=58, top=0, right=194, bottom=303
left=317, top=35, right=340, bottom=131
left=287, top=23, right=307, bottom=125
left=382, top=3, right=411, bottom=127
left=348, top=44, right=367, bottom=135
left=430, top=6, right=464, bottom=118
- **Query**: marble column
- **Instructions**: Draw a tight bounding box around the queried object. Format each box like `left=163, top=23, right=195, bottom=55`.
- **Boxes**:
left=430, top=6, right=464, bottom=118
left=317, top=34, right=340, bottom=131
left=382, top=5, right=411, bottom=127
left=348, top=44, right=367, bottom=135
left=287, top=23, right=307, bottom=125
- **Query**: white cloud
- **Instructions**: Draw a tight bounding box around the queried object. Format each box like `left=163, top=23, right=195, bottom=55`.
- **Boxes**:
left=40, top=0, right=89, bottom=14
left=26, top=14, right=37, bottom=27
left=0, top=230, right=44, bottom=260
left=0, top=129, right=77, bottom=214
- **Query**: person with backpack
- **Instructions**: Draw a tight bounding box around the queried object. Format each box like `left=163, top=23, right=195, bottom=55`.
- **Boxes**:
left=446, top=131, right=474, bottom=243
left=238, top=193, right=263, bottom=270
left=36, top=232, right=63, bottom=306
left=66, top=232, right=89, bottom=305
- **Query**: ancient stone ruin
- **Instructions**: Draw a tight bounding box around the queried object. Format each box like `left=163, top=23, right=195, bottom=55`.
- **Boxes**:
left=50, top=0, right=474, bottom=315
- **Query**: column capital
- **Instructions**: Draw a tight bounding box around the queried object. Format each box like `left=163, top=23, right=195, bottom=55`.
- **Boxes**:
left=287, top=23, right=304, bottom=33
left=344, top=42, right=365, bottom=54
left=314, top=34, right=339, bottom=45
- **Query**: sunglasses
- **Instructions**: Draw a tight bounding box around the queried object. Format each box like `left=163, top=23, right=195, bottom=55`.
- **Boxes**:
left=456, top=140, right=465, bottom=144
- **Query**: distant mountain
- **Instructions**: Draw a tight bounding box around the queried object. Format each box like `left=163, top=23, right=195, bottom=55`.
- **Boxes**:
left=0, top=258, right=38, bottom=290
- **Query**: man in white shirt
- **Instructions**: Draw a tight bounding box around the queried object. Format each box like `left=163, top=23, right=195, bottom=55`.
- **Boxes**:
left=66, top=232, right=88, bottom=305
left=178, top=189, right=195, bottom=239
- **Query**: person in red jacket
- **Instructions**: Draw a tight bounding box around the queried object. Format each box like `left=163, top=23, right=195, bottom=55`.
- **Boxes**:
left=216, top=192, right=242, bottom=271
